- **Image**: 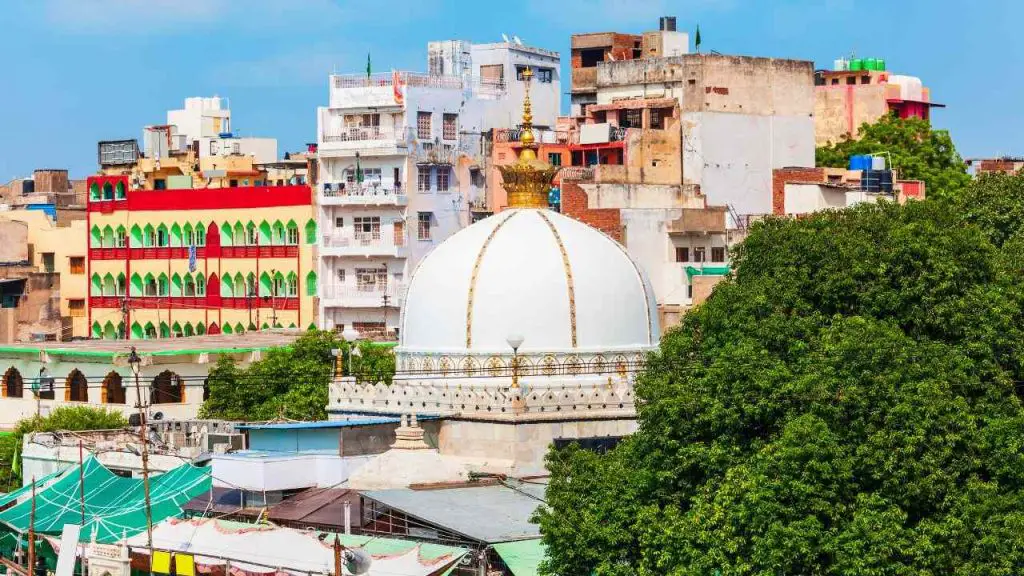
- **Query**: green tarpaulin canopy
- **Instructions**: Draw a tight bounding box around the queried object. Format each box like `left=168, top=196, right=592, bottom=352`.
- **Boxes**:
left=685, top=265, right=730, bottom=280
left=0, top=468, right=67, bottom=509
left=0, top=456, right=210, bottom=544
left=493, top=539, right=547, bottom=576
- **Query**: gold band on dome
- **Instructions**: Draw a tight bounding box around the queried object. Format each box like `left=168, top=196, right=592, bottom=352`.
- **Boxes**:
left=536, top=210, right=578, bottom=348
left=466, top=210, right=520, bottom=349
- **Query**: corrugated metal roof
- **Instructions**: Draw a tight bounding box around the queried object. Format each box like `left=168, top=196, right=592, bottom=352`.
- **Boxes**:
left=360, top=481, right=547, bottom=544
left=268, top=487, right=360, bottom=528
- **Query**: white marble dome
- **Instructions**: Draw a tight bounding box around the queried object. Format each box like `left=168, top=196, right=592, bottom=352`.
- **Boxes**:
left=398, top=208, right=659, bottom=362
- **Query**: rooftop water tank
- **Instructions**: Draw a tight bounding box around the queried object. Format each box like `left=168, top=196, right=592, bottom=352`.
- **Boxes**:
left=849, top=58, right=864, bottom=71
left=871, top=156, right=886, bottom=170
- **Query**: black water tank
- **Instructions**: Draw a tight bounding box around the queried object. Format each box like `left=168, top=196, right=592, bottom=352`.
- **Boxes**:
left=660, top=16, right=677, bottom=31
left=879, top=170, right=894, bottom=193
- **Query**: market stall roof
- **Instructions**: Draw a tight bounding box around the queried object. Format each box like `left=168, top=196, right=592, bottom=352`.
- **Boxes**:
left=493, top=539, right=546, bottom=576
left=126, top=518, right=467, bottom=576
left=0, top=456, right=210, bottom=543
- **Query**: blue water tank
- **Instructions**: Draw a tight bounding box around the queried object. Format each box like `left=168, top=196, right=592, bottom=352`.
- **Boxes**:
left=848, top=155, right=868, bottom=171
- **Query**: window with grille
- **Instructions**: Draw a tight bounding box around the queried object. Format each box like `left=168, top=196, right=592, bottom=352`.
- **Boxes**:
left=336, top=269, right=346, bottom=283
left=145, top=278, right=157, bottom=296
left=417, top=212, right=432, bottom=241
left=116, top=229, right=127, bottom=248
left=353, top=217, right=381, bottom=243
left=693, top=247, right=706, bottom=263
left=442, top=114, right=457, bottom=140
left=69, top=257, right=85, bottom=275
left=675, top=247, right=689, bottom=263
left=68, top=299, right=85, bottom=317
left=417, top=112, right=432, bottom=139
left=287, top=227, right=299, bottom=244
left=417, top=167, right=431, bottom=191
left=437, top=168, right=450, bottom=192
left=620, top=109, right=642, bottom=129
left=335, top=217, right=344, bottom=228
left=650, top=108, right=671, bottom=129
left=247, top=227, right=259, bottom=245
left=356, top=268, right=388, bottom=291
left=548, top=153, right=562, bottom=167
left=711, top=247, right=726, bottom=262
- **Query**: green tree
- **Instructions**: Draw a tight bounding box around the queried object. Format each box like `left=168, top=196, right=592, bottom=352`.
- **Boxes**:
left=536, top=198, right=1024, bottom=575
left=199, top=330, right=396, bottom=421
left=816, top=115, right=970, bottom=201
left=0, top=407, right=126, bottom=491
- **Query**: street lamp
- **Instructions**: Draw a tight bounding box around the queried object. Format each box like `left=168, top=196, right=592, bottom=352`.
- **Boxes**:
left=334, top=327, right=362, bottom=379
left=506, top=334, right=524, bottom=390
left=127, top=346, right=153, bottom=574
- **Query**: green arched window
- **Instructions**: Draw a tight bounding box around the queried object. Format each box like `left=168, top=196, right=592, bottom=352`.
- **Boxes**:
left=143, top=224, right=156, bottom=247
left=221, top=223, right=233, bottom=246
left=272, top=271, right=285, bottom=297
left=245, top=222, right=258, bottom=246
left=115, top=181, right=126, bottom=199
left=183, top=223, right=194, bottom=246
left=170, top=273, right=183, bottom=297
left=115, top=225, right=127, bottom=248
left=156, top=224, right=169, bottom=247
left=307, top=323, right=317, bottom=331
left=258, top=221, right=272, bottom=245
left=159, top=322, right=170, bottom=338
left=171, top=322, right=182, bottom=338
left=157, top=273, right=169, bottom=296
left=233, top=273, right=245, bottom=297
left=130, top=273, right=143, bottom=297
left=103, top=321, right=117, bottom=339
left=184, top=323, right=195, bottom=337
left=304, top=219, right=317, bottom=244
left=102, top=182, right=114, bottom=201
left=102, top=273, right=115, bottom=296
left=222, top=324, right=234, bottom=335
left=235, top=322, right=246, bottom=335
left=101, top=225, right=115, bottom=248
left=144, top=322, right=157, bottom=339
left=89, top=183, right=101, bottom=201
left=116, top=273, right=126, bottom=296
left=272, top=221, right=285, bottom=245
left=90, top=273, right=102, bottom=296
left=195, top=223, right=206, bottom=246
left=221, top=274, right=235, bottom=298
left=196, top=322, right=206, bottom=336
left=286, top=272, right=298, bottom=296
left=183, top=274, right=196, bottom=297
left=261, top=322, right=270, bottom=330
left=170, top=224, right=182, bottom=247
left=90, top=226, right=102, bottom=248
left=233, top=222, right=245, bottom=246
left=131, top=322, right=144, bottom=340
left=286, top=220, right=299, bottom=245
left=143, top=273, right=157, bottom=296
left=196, top=274, right=206, bottom=296
left=130, top=224, right=143, bottom=247
left=259, top=272, right=272, bottom=297
left=92, top=322, right=102, bottom=338
left=306, top=271, right=317, bottom=297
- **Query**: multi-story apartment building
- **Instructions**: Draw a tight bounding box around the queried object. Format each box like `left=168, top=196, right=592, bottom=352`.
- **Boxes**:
left=86, top=174, right=317, bottom=339
left=315, top=39, right=560, bottom=336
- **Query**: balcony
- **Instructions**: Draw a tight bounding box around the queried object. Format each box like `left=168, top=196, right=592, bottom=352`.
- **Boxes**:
left=412, top=142, right=457, bottom=165
left=321, top=284, right=407, bottom=309
left=320, top=231, right=408, bottom=258
left=320, top=184, right=408, bottom=207
left=668, top=207, right=728, bottom=236
left=317, top=123, right=412, bottom=157
left=571, top=67, right=598, bottom=94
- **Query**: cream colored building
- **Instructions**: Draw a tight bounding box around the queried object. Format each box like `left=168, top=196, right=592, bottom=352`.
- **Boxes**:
left=0, top=209, right=88, bottom=340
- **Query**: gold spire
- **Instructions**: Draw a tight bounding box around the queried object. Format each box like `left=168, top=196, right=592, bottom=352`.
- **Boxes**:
left=499, top=66, right=556, bottom=209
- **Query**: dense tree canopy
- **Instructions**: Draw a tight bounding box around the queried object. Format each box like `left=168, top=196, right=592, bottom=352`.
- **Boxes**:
left=536, top=174, right=1024, bottom=575
left=200, top=330, right=396, bottom=421
left=816, top=115, right=971, bottom=202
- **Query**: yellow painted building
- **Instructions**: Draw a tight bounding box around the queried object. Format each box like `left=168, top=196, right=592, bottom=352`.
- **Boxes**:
left=0, top=210, right=89, bottom=339
left=86, top=175, right=318, bottom=339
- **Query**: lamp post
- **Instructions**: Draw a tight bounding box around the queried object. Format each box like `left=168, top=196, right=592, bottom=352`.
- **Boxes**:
left=127, top=347, right=153, bottom=575
left=333, top=327, right=362, bottom=380
left=506, top=334, right=525, bottom=413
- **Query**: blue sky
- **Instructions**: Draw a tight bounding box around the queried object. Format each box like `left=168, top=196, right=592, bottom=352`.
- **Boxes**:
left=1, top=0, right=1020, bottom=181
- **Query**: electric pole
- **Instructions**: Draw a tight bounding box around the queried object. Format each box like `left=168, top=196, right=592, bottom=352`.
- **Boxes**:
left=127, top=347, right=153, bottom=575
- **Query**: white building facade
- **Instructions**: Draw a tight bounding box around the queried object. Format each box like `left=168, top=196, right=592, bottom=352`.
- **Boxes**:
left=315, top=40, right=560, bottom=335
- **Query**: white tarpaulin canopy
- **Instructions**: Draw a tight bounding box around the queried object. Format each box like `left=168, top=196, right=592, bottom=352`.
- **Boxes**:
left=126, top=518, right=467, bottom=576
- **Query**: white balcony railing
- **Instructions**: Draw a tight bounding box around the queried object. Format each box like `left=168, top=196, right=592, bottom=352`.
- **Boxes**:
left=330, top=72, right=504, bottom=95
left=321, top=184, right=408, bottom=206
left=321, top=284, right=407, bottom=308
left=320, top=126, right=412, bottom=145
left=320, top=231, right=408, bottom=256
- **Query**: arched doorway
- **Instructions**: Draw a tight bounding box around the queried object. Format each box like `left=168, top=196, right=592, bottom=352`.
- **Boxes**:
left=65, top=369, right=89, bottom=402
left=150, top=371, right=183, bottom=405
left=102, top=372, right=126, bottom=405
left=2, top=367, right=23, bottom=398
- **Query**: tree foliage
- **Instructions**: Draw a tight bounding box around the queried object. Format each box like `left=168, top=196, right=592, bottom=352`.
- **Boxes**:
left=816, top=115, right=970, bottom=202
left=199, top=330, right=396, bottom=422
left=0, top=407, right=127, bottom=491
left=537, top=180, right=1024, bottom=574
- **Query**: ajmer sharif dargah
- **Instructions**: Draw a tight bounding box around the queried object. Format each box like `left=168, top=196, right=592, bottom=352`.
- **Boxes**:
left=330, top=67, right=660, bottom=476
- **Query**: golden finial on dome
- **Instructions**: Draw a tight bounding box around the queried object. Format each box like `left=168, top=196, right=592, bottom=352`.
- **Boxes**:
left=499, top=66, right=557, bottom=209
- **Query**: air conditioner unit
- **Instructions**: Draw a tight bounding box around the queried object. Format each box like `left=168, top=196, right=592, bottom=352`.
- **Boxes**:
left=207, top=433, right=245, bottom=452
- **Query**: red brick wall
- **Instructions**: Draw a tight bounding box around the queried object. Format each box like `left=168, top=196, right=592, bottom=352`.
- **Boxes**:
left=561, top=180, right=622, bottom=242
left=772, top=167, right=825, bottom=215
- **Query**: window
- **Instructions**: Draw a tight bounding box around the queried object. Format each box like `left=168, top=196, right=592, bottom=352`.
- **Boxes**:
left=153, top=179, right=166, bottom=191
left=619, top=109, right=642, bottom=129
left=711, top=247, right=726, bottom=263
left=157, top=228, right=168, bottom=247
left=675, top=247, right=689, bottom=263
left=651, top=108, right=671, bottom=129
left=417, top=166, right=431, bottom=191
left=417, top=212, right=432, bottom=241
left=687, top=284, right=693, bottom=299
left=41, top=253, right=55, bottom=273
left=353, top=217, right=381, bottom=241
left=69, top=257, right=85, bottom=275
left=117, top=275, right=126, bottom=296
left=861, top=76, right=871, bottom=84
left=230, top=179, right=239, bottom=188
left=145, top=277, right=157, bottom=297
left=116, top=228, right=127, bottom=248
left=480, top=64, right=505, bottom=86
left=536, top=67, right=554, bottom=83
left=442, top=114, right=457, bottom=140
left=287, top=224, right=299, bottom=245
left=336, top=269, right=346, bottom=283
left=831, top=78, right=839, bottom=85
left=356, top=268, right=388, bottom=291
left=68, top=299, right=85, bottom=317
left=247, top=226, right=259, bottom=246
left=693, top=247, right=706, bottom=263
left=335, top=217, right=344, bottom=228
left=437, top=167, right=450, bottom=192
left=846, top=76, right=856, bottom=85
left=417, top=111, right=432, bottom=139
left=196, top=275, right=206, bottom=296
left=548, top=153, right=562, bottom=167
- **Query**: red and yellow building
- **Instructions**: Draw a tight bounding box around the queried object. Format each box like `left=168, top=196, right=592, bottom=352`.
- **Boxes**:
left=86, top=175, right=318, bottom=339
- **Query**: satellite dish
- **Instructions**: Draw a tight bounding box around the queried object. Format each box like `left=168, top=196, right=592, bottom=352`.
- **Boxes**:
left=152, top=412, right=164, bottom=421
left=344, top=549, right=373, bottom=575
left=513, top=35, right=523, bottom=45
left=501, top=33, right=510, bottom=43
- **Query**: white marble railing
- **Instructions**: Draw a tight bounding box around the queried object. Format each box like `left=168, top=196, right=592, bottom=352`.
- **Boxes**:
left=329, top=376, right=635, bottom=418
